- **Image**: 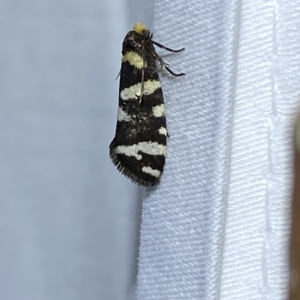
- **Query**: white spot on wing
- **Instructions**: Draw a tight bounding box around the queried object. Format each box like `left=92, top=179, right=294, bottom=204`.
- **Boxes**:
left=116, top=142, right=166, bottom=160
left=120, top=80, right=161, bottom=101
left=158, top=127, right=167, bottom=136
left=152, top=104, right=165, bottom=117
left=117, top=107, right=132, bottom=122
left=122, top=51, right=145, bottom=69
left=142, top=166, right=161, bottom=178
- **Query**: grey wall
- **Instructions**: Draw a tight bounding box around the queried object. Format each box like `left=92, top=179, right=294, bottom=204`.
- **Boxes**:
left=0, top=1, right=153, bottom=299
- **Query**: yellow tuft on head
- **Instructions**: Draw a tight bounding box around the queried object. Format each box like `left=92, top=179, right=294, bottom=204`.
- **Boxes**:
left=133, top=22, right=148, bottom=34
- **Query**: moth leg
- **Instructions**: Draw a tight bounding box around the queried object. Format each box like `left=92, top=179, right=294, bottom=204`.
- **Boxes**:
left=139, top=43, right=146, bottom=104
left=152, top=40, right=185, bottom=53
left=164, top=65, right=185, bottom=77
left=150, top=48, right=185, bottom=77
left=116, top=70, right=121, bottom=80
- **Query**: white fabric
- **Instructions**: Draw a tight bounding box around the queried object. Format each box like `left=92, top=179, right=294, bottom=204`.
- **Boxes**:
left=137, top=1, right=299, bottom=299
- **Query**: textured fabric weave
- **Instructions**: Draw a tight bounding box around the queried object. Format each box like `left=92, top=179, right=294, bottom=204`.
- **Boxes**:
left=137, top=1, right=299, bottom=299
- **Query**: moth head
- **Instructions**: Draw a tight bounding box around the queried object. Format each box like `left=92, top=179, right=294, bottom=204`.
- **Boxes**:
left=133, top=22, right=151, bottom=38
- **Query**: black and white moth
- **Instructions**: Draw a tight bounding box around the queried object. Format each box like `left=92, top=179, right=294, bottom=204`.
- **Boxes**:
left=109, top=22, right=184, bottom=187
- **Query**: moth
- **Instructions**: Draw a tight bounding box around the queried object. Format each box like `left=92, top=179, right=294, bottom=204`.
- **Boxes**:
left=109, top=22, right=184, bottom=186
